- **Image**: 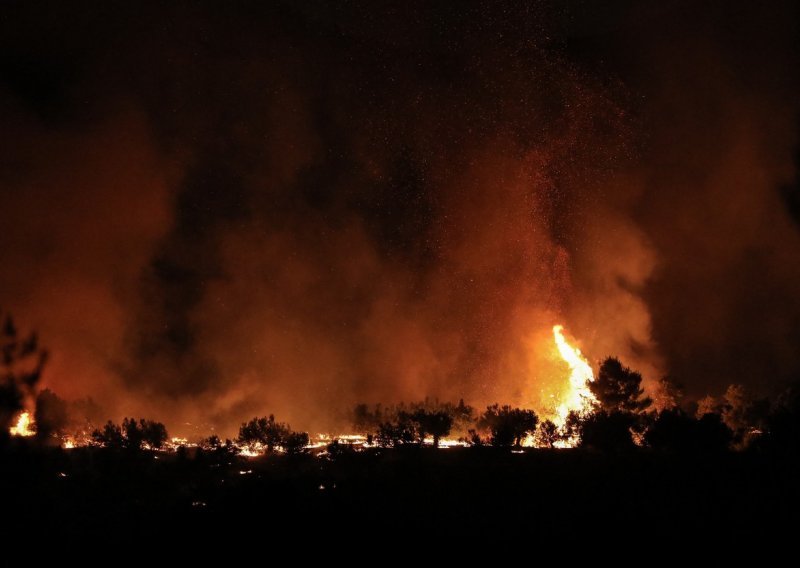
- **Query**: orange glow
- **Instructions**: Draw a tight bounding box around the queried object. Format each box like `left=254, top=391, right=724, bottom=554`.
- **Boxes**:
left=9, top=411, right=35, bottom=437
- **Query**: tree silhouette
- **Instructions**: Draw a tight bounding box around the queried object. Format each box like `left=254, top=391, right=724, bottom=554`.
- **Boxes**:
left=437, top=398, right=474, bottom=438
left=477, top=404, right=538, bottom=447
left=1, top=312, right=47, bottom=438
left=92, top=420, right=124, bottom=449
left=644, top=408, right=732, bottom=452
left=201, top=434, right=222, bottom=449
left=326, top=438, right=357, bottom=460
left=123, top=417, right=145, bottom=449
left=564, top=411, right=583, bottom=443
left=694, top=413, right=733, bottom=451
left=91, top=417, right=168, bottom=450
left=357, top=399, right=476, bottom=446
left=466, top=428, right=483, bottom=446
left=34, top=388, right=68, bottom=443
left=352, top=403, right=383, bottom=432
left=376, top=411, right=416, bottom=447
left=760, top=382, right=800, bottom=453
left=199, top=434, right=240, bottom=463
left=238, top=415, right=293, bottom=452
left=283, top=431, right=310, bottom=455
left=536, top=419, right=559, bottom=448
left=579, top=410, right=636, bottom=451
left=591, top=357, right=651, bottom=413
left=139, top=419, right=168, bottom=449
left=411, top=409, right=453, bottom=447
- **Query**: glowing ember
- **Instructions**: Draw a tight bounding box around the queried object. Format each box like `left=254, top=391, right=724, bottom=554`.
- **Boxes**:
left=337, top=434, right=367, bottom=443
left=423, top=437, right=469, bottom=449
left=239, top=446, right=262, bottom=457
left=551, top=325, right=597, bottom=439
left=9, top=411, right=35, bottom=437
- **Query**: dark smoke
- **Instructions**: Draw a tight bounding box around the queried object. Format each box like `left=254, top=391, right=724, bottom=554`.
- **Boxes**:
left=0, top=1, right=798, bottom=435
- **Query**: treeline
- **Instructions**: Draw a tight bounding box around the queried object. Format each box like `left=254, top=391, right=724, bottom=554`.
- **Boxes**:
left=3, top=309, right=800, bottom=456
left=349, top=358, right=800, bottom=454
left=92, top=418, right=168, bottom=450
left=352, top=399, right=475, bottom=447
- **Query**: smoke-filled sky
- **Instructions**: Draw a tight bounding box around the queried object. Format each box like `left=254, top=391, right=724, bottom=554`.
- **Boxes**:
left=1, top=1, right=798, bottom=434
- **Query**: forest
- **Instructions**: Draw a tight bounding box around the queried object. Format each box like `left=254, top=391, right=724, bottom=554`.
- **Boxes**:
left=3, top=310, right=800, bottom=545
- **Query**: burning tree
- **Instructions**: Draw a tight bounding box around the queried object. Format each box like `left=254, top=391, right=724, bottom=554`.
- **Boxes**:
left=563, top=357, right=653, bottom=450
left=1, top=312, right=47, bottom=439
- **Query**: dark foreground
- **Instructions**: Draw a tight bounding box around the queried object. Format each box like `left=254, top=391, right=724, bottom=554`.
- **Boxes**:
left=3, top=444, right=799, bottom=546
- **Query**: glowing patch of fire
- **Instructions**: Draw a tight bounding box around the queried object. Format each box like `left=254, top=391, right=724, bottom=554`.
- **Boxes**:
left=9, top=411, right=35, bottom=437
left=551, top=325, right=597, bottom=446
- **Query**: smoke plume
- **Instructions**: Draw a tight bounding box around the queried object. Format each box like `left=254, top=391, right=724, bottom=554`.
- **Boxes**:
left=0, top=1, right=797, bottom=435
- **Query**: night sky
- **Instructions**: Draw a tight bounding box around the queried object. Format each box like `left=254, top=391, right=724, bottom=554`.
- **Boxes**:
left=1, top=1, right=798, bottom=433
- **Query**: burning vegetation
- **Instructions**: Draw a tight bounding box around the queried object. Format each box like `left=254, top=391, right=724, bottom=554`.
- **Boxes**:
left=4, top=311, right=796, bottom=458
left=2, top=2, right=799, bottom=547
left=5, top=310, right=799, bottom=547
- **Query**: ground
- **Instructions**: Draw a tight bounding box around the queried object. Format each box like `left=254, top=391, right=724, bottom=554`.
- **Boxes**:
left=3, top=443, right=799, bottom=546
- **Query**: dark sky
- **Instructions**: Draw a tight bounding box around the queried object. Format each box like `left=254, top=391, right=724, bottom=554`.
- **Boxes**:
left=1, top=1, right=798, bottom=433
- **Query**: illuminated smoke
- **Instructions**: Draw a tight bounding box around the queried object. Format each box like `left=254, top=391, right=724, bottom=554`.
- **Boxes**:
left=0, top=3, right=797, bottom=436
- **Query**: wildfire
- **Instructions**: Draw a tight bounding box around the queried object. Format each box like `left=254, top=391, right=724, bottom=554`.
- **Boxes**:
left=9, top=411, right=35, bottom=437
left=551, top=325, right=597, bottom=428
left=13, top=325, right=598, bottom=452
left=423, top=437, right=469, bottom=449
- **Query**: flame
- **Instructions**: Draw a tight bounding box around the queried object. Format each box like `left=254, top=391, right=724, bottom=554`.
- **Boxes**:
left=423, top=437, right=469, bottom=449
left=551, top=324, right=596, bottom=427
left=9, top=411, right=35, bottom=437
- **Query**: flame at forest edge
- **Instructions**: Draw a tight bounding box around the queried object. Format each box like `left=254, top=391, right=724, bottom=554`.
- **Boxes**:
left=550, top=324, right=597, bottom=428
left=9, top=411, right=35, bottom=437
left=9, top=325, right=599, bottom=450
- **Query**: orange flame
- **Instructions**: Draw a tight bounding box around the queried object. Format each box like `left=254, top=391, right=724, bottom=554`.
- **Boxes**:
left=552, top=325, right=596, bottom=427
left=9, top=411, right=35, bottom=437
